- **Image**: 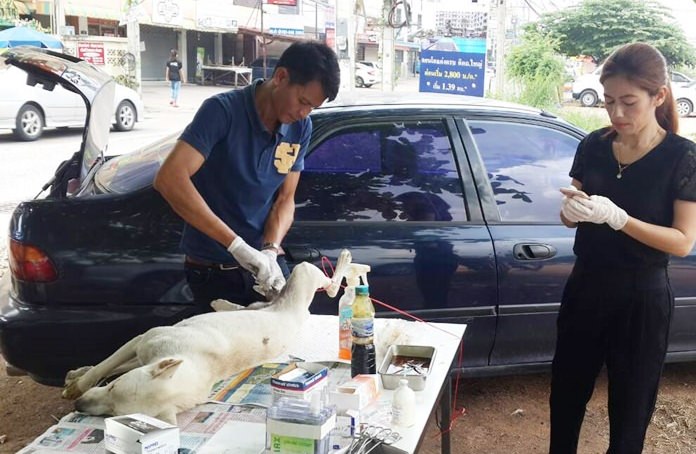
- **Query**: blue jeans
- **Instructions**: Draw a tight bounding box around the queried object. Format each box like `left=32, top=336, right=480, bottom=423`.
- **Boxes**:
left=170, top=81, right=181, bottom=102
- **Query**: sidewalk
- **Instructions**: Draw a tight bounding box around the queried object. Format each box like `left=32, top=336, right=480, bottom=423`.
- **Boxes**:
left=139, top=75, right=421, bottom=114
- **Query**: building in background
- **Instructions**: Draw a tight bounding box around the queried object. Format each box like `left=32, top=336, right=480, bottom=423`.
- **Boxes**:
left=6, top=0, right=338, bottom=83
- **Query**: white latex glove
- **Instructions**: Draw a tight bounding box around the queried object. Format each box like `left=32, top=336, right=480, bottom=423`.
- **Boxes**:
left=561, top=196, right=592, bottom=223
left=252, top=249, right=286, bottom=300
left=572, top=195, right=629, bottom=230
left=227, top=237, right=273, bottom=283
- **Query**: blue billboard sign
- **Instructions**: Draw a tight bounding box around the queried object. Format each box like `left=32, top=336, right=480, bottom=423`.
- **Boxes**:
left=419, top=38, right=487, bottom=97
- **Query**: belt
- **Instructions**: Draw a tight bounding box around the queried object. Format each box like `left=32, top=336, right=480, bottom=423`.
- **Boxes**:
left=185, top=256, right=239, bottom=271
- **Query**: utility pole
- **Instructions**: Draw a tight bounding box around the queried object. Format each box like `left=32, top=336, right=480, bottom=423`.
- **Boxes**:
left=126, top=3, right=142, bottom=96
left=335, top=0, right=355, bottom=92
left=53, top=0, right=66, bottom=34
left=381, top=0, right=395, bottom=92
left=495, top=0, right=506, bottom=97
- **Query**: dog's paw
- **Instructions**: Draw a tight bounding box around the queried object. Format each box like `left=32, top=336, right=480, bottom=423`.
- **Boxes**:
left=211, top=299, right=245, bottom=312
left=62, top=380, right=87, bottom=400
left=63, top=366, right=93, bottom=399
left=65, top=365, right=92, bottom=382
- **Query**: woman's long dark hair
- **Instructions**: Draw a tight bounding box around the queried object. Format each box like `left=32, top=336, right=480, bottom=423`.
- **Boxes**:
left=600, top=42, right=678, bottom=133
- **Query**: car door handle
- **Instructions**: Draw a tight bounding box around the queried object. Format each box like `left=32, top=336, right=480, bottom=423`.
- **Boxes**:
left=513, top=243, right=557, bottom=260
left=283, top=246, right=321, bottom=263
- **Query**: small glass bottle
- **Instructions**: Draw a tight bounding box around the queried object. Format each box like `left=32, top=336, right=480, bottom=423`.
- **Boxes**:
left=350, top=285, right=375, bottom=377
left=392, top=379, right=416, bottom=427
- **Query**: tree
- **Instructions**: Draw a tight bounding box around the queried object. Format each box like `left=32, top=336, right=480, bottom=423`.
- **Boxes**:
left=506, top=28, right=566, bottom=108
left=534, top=0, right=695, bottom=66
left=0, top=0, right=47, bottom=31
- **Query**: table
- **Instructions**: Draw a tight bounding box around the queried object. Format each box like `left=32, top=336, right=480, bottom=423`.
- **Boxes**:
left=18, top=315, right=465, bottom=454
left=200, top=64, right=252, bottom=86
left=286, top=315, right=467, bottom=454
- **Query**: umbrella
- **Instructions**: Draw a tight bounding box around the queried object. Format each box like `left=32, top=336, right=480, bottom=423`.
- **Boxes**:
left=0, top=26, right=63, bottom=49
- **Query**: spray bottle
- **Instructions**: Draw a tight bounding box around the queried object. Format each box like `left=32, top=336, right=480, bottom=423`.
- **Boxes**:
left=338, top=263, right=371, bottom=361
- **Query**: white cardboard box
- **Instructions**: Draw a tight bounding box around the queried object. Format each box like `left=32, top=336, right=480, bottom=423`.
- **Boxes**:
left=104, top=413, right=179, bottom=454
left=270, top=362, right=328, bottom=402
left=328, top=374, right=380, bottom=412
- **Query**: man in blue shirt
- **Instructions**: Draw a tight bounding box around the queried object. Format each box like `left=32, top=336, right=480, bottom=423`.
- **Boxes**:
left=154, top=41, right=340, bottom=312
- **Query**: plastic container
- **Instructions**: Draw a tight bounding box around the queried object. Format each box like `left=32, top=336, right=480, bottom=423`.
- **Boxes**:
left=266, top=396, right=336, bottom=454
left=391, top=379, right=416, bottom=427
left=338, top=287, right=354, bottom=360
left=338, top=264, right=370, bottom=361
left=350, top=285, right=375, bottom=377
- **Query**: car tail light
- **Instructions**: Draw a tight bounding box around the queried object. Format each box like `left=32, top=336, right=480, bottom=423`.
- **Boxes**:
left=9, top=239, right=58, bottom=282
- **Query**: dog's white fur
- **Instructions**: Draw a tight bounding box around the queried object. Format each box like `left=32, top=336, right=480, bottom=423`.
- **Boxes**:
left=62, top=254, right=350, bottom=424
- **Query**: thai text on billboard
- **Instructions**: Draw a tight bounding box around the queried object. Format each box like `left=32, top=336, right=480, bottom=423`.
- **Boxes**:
left=419, top=38, right=487, bottom=97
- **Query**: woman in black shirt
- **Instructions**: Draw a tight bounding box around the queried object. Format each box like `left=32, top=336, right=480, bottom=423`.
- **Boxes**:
left=165, top=49, right=184, bottom=107
left=552, top=42, right=696, bottom=453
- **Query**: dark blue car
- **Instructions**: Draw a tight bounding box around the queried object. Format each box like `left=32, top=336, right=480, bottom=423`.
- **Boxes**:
left=3, top=48, right=696, bottom=386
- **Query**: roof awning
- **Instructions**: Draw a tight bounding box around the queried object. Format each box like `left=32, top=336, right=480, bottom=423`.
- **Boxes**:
left=64, top=2, right=121, bottom=20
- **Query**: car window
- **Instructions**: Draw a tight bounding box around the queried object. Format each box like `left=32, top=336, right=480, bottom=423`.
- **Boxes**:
left=672, top=72, right=690, bottom=84
left=94, top=132, right=178, bottom=194
left=295, top=121, right=467, bottom=222
left=469, top=120, right=580, bottom=222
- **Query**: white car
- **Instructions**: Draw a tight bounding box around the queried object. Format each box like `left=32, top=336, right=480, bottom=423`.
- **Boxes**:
left=571, top=64, right=694, bottom=116
left=0, top=64, right=144, bottom=141
left=355, top=62, right=380, bottom=88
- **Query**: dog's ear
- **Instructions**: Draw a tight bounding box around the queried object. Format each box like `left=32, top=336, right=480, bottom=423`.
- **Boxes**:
left=151, top=358, right=183, bottom=379
left=156, top=409, right=178, bottom=425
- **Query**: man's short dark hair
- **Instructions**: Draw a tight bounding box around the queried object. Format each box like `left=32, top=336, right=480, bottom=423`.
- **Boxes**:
left=275, top=41, right=340, bottom=102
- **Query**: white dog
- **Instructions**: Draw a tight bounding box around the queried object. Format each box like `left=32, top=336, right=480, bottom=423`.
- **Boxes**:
left=62, top=252, right=351, bottom=424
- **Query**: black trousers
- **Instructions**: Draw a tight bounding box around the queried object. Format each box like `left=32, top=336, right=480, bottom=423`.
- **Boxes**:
left=184, top=255, right=290, bottom=313
left=549, top=263, right=673, bottom=454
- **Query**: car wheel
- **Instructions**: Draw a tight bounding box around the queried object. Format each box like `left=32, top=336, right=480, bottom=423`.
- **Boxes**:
left=13, top=104, right=44, bottom=141
left=355, top=76, right=365, bottom=88
left=579, top=90, right=598, bottom=107
left=114, top=100, right=136, bottom=131
left=676, top=98, right=693, bottom=117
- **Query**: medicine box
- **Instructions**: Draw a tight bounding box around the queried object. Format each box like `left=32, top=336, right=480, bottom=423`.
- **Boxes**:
left=270, top=362, right=328, bottom=401
left=267, top=413, right=336, bottom=454
left=104, top=413, right=179, bottom=454
left=328, top=374, right=380, bottom=412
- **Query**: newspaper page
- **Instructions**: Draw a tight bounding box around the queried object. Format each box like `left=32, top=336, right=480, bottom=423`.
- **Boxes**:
left=177, top=403, right=267, bottom=433
left=16, top=425, right=106, bottom=454
left=207, top=362, right=287, bottom=407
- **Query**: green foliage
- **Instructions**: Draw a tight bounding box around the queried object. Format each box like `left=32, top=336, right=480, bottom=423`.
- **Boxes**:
left=506, top=30, right=566, bottom=109
left=114, top=74, right=139, bottom=90
left=0, top=0, right=47, bottom=31
left=535, top=0, right=696, bottom=66
left=553, top=107, right=609, bottom=133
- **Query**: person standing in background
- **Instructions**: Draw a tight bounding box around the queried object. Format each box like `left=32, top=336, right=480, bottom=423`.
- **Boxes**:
left=165, top=49, right=184, bottom=107
left=552, top=42, right=696, bottom=453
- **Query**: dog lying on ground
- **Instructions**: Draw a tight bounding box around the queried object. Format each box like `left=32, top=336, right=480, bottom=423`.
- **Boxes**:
left=62, top=252, right=351, bottom=424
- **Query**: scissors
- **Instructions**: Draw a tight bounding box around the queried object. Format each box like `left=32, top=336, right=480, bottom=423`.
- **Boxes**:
left=348, top=426, right=401, bottom=454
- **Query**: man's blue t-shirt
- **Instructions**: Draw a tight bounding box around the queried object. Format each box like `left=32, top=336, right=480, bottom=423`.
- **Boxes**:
left=178, top=80, right=312, bottom=263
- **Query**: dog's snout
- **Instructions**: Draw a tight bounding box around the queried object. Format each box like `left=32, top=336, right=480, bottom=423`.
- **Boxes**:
left=74, top=397, right=86, bottom=412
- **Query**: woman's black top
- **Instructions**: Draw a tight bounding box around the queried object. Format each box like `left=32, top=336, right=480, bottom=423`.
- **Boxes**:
left=570, top=127, right=696, bottom=269
left=167, top=59, right=182, bottom=81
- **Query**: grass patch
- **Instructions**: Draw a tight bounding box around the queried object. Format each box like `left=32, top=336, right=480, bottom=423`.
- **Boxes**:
left=553, top=106, right=609, bottom=132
